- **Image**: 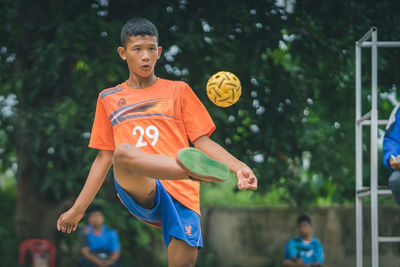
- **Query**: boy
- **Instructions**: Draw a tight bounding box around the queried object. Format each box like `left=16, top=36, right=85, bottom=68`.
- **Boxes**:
left=283, top=214, right=325, bottom=267
left=57, top=17, right=258, bottom=267
left=78, top=205, right=121, bottom=267
left=382, top=104, right=400, bottom=205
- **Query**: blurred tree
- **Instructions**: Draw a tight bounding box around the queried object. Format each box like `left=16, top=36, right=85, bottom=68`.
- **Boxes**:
left=1, top=0, right=117, bottom=250
left=287, top=0, right=400, bottom=203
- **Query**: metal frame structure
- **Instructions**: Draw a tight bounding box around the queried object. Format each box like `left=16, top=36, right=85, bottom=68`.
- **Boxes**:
left=355, top=27, right=400, bottom=267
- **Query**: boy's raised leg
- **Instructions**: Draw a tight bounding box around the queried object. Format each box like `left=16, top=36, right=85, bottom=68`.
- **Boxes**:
left=167, top=238, right=198, bottom=267
left=112, top=143, right=189, bottom=208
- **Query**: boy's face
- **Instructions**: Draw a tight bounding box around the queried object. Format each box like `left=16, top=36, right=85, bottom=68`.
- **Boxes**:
left=88, top=211, right=104, bottom=228
left=298, top=222, right=312, bottom=238
left=118, top=35, right=162, bottom=79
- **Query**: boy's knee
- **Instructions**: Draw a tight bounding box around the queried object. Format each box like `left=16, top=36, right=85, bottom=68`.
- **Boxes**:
left=389, top=171, right=400, bottom=189
left=113, top=143, right=140, bottom=166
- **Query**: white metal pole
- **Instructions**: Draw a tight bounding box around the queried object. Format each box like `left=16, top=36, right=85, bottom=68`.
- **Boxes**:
left=370, top=27, right=379, bottom=267
left=358, top=27, right=375, bottom=44
left=355, top=42, right=363, bottom=267
left=361, top=41, right=400, bottom=48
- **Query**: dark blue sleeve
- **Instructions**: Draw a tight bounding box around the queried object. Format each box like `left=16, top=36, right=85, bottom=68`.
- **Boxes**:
left=313, top=239, right=324, bottom=264
left=110, top=230, right=121, bottom=252
left=383, top=105, right=400, bottom=170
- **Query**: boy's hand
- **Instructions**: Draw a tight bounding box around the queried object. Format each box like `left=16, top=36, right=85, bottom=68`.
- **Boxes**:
left=295, top=259, right=309, bottom=267
left=389, top=156, right=400, bottom=170
left=57, top=206, right=84, bottom=234
left=236, top=165, right=258, bottom=190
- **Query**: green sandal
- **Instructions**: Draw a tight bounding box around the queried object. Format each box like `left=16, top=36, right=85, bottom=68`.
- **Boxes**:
left=176, top=148, right=233, bottom=182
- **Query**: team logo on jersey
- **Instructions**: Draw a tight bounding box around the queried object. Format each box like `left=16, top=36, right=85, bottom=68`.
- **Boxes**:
left=118, top=98, right=127, bottom=106
left=185, top=225, right=192, bottom=236
left=110, top=99, right=174, bottom=126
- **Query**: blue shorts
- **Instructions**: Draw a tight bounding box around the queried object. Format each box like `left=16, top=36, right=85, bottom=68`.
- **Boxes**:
left=114, top=178, right=203, bottom=248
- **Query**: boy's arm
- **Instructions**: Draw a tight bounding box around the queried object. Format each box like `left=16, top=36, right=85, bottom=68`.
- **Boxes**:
left=105, top=251, right=121, bottom=266
left=383, top=133, right=400, bottom=170
left=284, top=240, right=305, bottom=266
left=105, top=230, right=121, bottom=265
left=81, top=247, right=106, bottom=266
left=313, top=240, right=325, bottom=265
left=78, top=230, right=104, bottom=265
left=57, top=149, right=113, bottom=233
left=383, top=106, right=400, bottom=170
left=193, top=135, right=257, bottom=190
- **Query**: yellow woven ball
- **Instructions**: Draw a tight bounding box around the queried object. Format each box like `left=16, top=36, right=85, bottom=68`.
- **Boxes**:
left=206, top=71, right=241, bottom=107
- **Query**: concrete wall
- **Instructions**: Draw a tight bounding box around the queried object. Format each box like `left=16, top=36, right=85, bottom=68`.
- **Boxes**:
left=198, top=205, right=400, bottom=267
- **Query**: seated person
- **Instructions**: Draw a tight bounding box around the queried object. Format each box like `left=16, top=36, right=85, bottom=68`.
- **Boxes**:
left=283, top=214, right=325, bottom=267
left=383, top=104, right=400, bottom=205
left=78, top=205, right=121, bottom=267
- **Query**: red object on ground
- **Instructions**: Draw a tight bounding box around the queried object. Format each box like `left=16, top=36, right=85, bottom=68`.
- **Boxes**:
left=18, top=239, right=56, bottom=267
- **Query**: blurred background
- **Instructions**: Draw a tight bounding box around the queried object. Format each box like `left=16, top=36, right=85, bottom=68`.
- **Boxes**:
left=1, top=0, right=400, bottom=266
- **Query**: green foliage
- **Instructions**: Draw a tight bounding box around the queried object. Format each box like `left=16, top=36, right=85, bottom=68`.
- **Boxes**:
left=200, top=151, right=343, bottom=207
left=0, top=178, right=17, bottom=267
left=286, top=0, right=400, bottom=203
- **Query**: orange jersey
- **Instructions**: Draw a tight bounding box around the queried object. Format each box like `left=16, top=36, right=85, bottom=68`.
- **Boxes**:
left=89, top=78, right=215, bottom=215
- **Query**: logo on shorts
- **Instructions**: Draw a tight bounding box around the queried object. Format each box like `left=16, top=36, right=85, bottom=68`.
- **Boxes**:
left=118, top=98, right=127, bottom=106
left=185, top=225, right=192, bottom=236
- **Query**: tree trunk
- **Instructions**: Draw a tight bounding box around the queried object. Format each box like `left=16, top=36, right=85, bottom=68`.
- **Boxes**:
left=12, top=0, right=66, bottom=244
left=14, top=114, right=74, bottom=264
left=15, top=134, right=74, bottom=243
left=15, top=172, right=73, bottom=242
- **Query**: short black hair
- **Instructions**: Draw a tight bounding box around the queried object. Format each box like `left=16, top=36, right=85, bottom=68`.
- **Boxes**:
left=120, top=17, right=159, bottom=46
left=86, top=204, right=103, bottom=216
left=297, top=214, right=311, bottom=226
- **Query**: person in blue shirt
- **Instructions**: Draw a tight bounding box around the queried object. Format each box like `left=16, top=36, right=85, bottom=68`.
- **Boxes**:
left=78, top=205, right=121, bottom=267
left=382, top=105, right=400, bottom=205
left=283, top=214, right=325, bottom=267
